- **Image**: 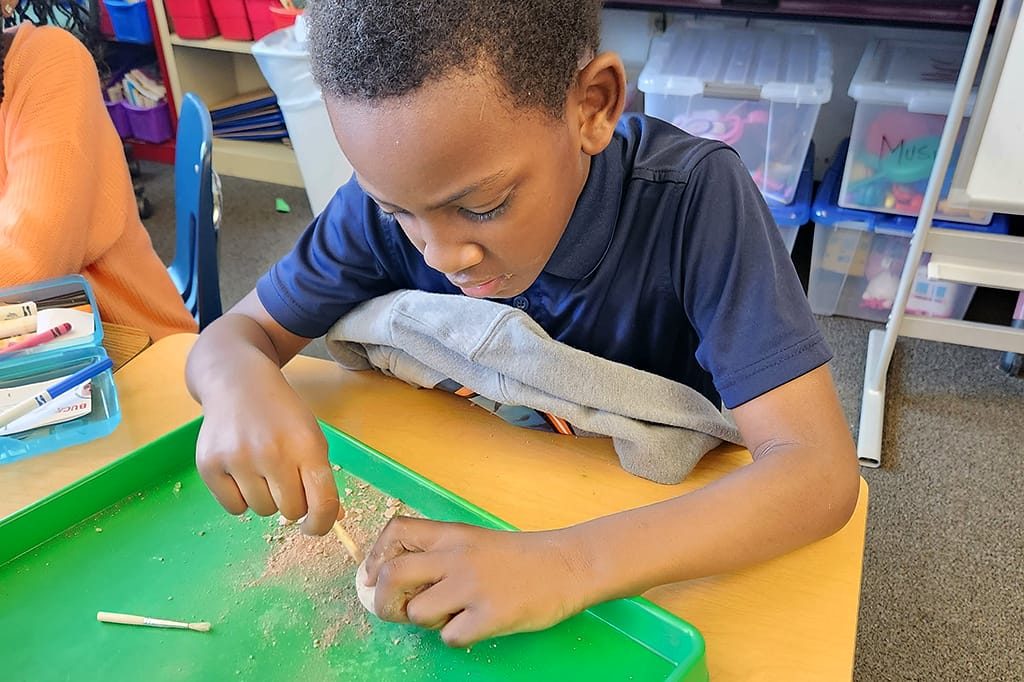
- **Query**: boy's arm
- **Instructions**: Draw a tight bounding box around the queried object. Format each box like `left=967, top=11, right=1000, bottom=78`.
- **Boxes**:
left=186, top=290, right=341, bottom=535
left=361, top=362, right=859, bottom=646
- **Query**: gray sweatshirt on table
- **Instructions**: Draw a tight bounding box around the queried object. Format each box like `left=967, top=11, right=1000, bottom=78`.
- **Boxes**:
left=325, top=291, right=743, bottom=484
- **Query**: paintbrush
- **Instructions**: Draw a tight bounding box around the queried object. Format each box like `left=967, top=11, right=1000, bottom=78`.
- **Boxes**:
left=97, top=611, right=211, bottom=632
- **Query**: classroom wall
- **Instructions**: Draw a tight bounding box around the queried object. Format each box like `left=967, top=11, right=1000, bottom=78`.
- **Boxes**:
left=600, top=8, right=973, bottom=180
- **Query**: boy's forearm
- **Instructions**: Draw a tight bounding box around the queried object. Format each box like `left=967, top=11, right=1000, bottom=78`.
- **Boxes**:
left=565, top=446, right=860, bottom=605
left=185, top=312, right=285, bottom=405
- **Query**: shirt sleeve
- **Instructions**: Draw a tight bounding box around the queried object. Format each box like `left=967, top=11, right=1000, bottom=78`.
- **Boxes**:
left=256, top=177, right=402, bottom=338
left=676, top=147, right=832, bottom=408
left=0, top=28, right=121, bottom=284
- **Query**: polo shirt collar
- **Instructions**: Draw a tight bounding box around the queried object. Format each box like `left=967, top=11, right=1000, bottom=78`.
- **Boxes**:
left=543, top=134, right=624, bottom=280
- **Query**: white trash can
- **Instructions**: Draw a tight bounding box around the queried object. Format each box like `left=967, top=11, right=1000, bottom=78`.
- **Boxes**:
left=252, top=16, right=353, bottom=216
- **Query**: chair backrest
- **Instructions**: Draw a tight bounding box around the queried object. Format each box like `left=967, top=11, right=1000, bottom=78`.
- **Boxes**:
left=167, top=93, right=223, bottom=330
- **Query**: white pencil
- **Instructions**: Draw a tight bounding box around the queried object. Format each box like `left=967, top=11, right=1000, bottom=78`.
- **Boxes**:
left=97, top=611, right=212, bottom=632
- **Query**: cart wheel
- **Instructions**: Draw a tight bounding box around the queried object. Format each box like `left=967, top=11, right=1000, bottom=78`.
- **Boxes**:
left=999, top=352, right=1023, bottom=377
left=137, top=196, right=153, bottom=220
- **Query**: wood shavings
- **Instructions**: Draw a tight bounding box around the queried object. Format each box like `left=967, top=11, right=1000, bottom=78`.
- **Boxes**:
left=249, top=476, right=420, bottom=649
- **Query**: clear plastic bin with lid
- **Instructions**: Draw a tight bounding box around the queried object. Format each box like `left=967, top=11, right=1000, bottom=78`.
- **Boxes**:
left=638, top=22, right=832, bottom=205
left=839, top=37, right=992, bottom=225
left=811, top=141, right=1008, bottom=323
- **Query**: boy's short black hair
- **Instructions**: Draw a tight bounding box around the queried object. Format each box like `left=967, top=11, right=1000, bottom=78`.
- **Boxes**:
left=307, top=0, right=603, bottom=117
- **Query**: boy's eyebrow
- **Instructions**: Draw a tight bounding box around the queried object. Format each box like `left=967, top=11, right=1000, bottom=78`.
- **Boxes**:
left=427, top=170, right=510, bottom=210
left=361, top=170, right=510, bottom=212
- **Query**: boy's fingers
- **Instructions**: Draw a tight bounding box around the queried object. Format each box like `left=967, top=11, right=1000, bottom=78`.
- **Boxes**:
left=200, top=470, right=248, bottom=515
left=373, top=551, right=447, bottom=622
left=404, top=577, right=465, bottom=630
left=364, top=517, right=447, bottom=583
left=235, top=473, right=278, bottom=516
left=298, top=464, right=340, bottom=536
left=440, top=608, right=491, bottom=649
left=266, top=467, right=308, bottom=522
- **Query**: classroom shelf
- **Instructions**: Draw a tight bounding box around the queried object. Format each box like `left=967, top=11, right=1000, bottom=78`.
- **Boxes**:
left=168, top=33, right=253, bottom=54
left=604, top=1, right=983, bottom=28
left=125, top=138, right=176, bottom=164
left=153, top=0, right=303, bottom=186
left=211, top=138, right=303, bottom=188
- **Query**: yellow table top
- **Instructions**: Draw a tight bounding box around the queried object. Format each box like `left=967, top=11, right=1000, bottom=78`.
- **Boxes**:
left=0, top=333, right=868, bottom=681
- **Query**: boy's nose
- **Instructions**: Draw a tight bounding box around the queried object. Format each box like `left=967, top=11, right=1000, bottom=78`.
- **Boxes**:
left=422, top=240, right=485, bottom=277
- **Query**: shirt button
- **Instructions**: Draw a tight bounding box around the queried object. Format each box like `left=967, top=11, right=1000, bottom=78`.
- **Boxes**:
left=512, top=296, right=530, bottom=310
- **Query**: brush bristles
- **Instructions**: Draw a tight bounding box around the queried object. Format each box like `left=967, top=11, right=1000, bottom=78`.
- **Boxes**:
left=188, top=622, right=212, bottom=632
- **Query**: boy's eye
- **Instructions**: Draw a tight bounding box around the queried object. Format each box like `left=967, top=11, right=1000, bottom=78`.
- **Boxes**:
left=377, top=206, right=407, bottom=220
left=460, top=197, right=511, bottom=223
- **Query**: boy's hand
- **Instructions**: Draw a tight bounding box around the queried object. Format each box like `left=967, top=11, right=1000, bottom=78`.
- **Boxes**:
left=363, top=517, right=591, bottom=647
left=194, top=377, right=340, bottom=536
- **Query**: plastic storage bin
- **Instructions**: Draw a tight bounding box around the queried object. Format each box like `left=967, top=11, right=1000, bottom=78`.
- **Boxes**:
left=639, top=23, right=832, bottom=205
left=767, top=144, right=814, bottom=254
left=252, top=17, right=353, bottom=215
left=839, top=38, right=992, bottom=225
left=268, top=5, right=301, bottom=29
left=210, top=0, right=252, bottom=40
left=810, top=141, right=1008, bottom=322
left=0, top=276, right=121, bottom=464
left=98, top=1, right=116, bottom=38
left=243, top=0, right=276, bottom=40
left=165, top=0, right=218, bottom=39
left=124, top=100, right=173, bottom=143
left=105, top=100, right=133, bottom=139
left=103, top=0, right=154, bottom=44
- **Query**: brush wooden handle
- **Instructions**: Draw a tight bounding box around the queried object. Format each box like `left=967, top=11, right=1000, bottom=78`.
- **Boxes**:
left=97, top=611, right=210, bottom=632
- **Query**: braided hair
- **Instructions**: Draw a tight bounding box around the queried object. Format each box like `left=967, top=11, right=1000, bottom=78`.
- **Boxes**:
left=1, top=0, right=102, bottom=100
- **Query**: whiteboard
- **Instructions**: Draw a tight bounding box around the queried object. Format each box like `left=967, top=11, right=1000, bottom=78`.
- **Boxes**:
left=954, top=6, right=1024, bottom=214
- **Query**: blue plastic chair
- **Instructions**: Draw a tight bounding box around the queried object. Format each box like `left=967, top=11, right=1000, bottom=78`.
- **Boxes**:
left=167, top=93, right=223, bottom=330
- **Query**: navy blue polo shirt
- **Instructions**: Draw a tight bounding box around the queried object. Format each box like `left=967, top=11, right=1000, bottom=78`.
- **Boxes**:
left=257, top=114, right=831, bottom=408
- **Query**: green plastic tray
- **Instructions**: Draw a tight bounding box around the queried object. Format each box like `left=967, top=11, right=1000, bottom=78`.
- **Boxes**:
left=0, top=419, right=707, bottom=681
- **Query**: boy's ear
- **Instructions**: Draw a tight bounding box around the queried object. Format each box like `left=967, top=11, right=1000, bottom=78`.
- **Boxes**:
left=574, top=52, right=627, bottom=156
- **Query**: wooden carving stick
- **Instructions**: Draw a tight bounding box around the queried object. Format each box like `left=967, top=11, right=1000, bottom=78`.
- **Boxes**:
left=97, top=611, right=211, bottom=632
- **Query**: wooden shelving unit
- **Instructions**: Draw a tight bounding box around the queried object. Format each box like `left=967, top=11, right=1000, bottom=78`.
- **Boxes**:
left=150, top=2, right=303, bottom=187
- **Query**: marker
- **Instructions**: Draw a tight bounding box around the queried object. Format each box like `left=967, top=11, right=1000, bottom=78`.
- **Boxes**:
left=0, top=322, right=73, bottom=355
left=0, top=357, right=113, bottom=429
left=0, top=302, right=37, bottom=340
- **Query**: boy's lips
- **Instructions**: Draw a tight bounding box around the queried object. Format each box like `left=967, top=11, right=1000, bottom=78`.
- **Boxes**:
left=453, top=275, right=509, bottom=298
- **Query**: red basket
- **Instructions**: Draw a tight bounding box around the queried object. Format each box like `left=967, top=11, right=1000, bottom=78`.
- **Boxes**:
left=209, top=0, right=252, bottom=41
left=243, top=0, right=276, bottom=40
left=268, top=4, right=301, bottom=29
left=166, top=0, right=219, bottom=39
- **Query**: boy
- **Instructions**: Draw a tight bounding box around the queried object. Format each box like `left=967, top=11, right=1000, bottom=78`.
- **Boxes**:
left=186, top=0, right=860, bottom=647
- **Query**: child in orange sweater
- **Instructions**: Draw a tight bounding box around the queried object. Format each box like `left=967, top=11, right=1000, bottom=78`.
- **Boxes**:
left=1, top=3, right=197, bottom=340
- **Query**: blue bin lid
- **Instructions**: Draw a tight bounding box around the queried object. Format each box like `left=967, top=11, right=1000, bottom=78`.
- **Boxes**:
left=812, top=139, right=1009, bottom=235
left=767, top=142, right=814, bottom=227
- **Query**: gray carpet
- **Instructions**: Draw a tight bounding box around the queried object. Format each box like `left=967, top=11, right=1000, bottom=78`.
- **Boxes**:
left=137, top=161, right=1024, bottom=681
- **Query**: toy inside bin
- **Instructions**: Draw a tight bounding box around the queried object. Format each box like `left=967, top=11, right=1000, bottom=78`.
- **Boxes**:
left=839, top=38, right=992, bottom=225
left=767, top=143, right=814, bottom=255
left=102, top=0, right=154, bottom=44
left=639, top=23, right=832, bottom=205
left=810, top=140, right=1008, bottom=323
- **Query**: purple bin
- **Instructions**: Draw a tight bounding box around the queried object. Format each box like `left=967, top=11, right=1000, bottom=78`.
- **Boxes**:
left=124, top=101, right=173, bottom=143
left=104, top=100, right=133, bottom=139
